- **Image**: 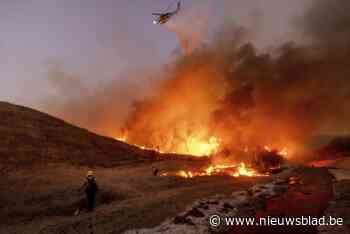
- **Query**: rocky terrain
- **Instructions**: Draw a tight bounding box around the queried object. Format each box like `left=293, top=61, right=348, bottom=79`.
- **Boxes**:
left=124, top=166, right=337, bottom=234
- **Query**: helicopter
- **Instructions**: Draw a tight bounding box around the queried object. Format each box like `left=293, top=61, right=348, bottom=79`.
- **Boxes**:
left=152, top=1, right=181, bottom=25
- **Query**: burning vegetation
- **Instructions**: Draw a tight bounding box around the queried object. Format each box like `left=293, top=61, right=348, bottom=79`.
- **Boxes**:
left=46, top=1, right=350, bottom=173
left=109, top=0, right=350, bottom=176
left=168, top=162, right=266, bottom=179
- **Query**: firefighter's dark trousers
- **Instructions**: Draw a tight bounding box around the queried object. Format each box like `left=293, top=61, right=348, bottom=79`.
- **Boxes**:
left=86, top=192, right=96, bottom=211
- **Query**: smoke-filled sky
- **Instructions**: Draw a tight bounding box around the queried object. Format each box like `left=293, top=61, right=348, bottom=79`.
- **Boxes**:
left=1, top=0, right=311, bottom=108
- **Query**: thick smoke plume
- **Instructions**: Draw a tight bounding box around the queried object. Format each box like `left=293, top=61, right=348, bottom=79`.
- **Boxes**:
left=303, top=0, right=350, bottom=48
left=45, top=0, right=350, bottom=160
left=121, top=0, right=350, bottom=158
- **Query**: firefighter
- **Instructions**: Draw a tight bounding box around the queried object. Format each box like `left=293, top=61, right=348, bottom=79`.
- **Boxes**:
left=80, top=170, right=99, bottom=212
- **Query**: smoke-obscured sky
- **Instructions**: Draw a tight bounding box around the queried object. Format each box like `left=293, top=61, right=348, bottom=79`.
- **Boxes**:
left=0, top=0, right=312, bottom=108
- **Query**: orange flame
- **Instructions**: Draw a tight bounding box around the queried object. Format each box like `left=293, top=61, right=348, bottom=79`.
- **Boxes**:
left=184, top=136, right=220, bottom=156
left=170, top=162, right=266, bottom=179
left=264, top=145, right=289, bottom=158
left=116, top=134, right=287, bottom=178
left=232, top=162, right=258, bottom=177
left=115, top=134, right=219, bottom=157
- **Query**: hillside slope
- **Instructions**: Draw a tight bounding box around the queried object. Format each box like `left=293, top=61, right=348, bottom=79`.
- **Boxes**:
left=0, top=102, right=245, bottom=234
left=0, top=101, right=152, bottom=170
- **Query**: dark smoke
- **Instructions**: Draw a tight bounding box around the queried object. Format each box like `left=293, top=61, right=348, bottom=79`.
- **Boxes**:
left=303, top=0, right=350, bottom=48
left=122, top=0, right=350, bottom=157
left=43, top=1, right=350, bottom=159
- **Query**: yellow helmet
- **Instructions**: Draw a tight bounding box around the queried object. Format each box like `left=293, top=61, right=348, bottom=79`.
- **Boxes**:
left=86, top=170, right=94, bottom=178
